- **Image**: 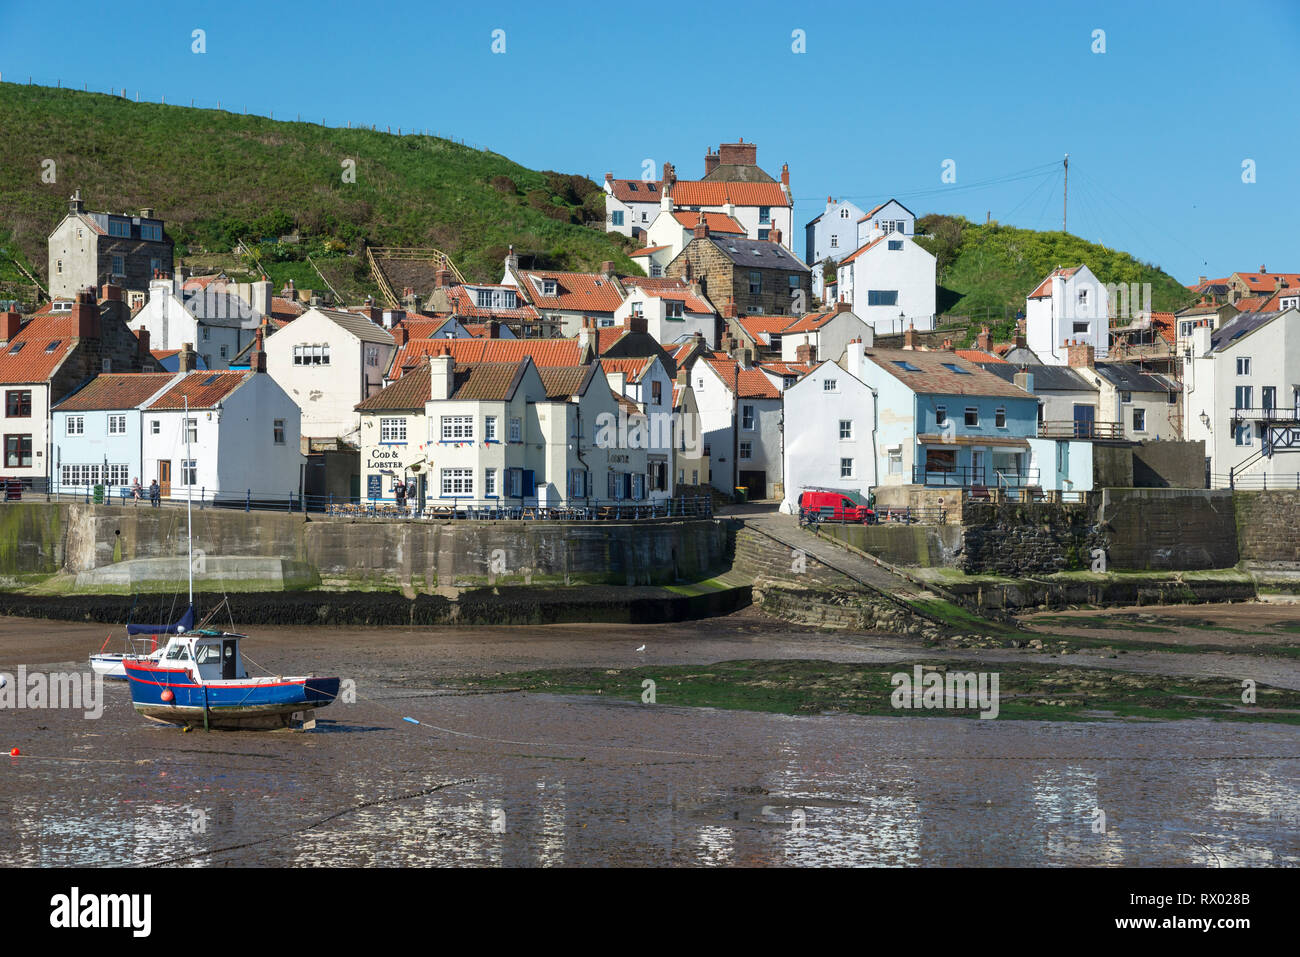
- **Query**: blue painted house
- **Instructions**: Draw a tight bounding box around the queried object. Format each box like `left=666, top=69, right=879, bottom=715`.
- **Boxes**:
left=51, top=373, right=177, bottom=493
left=841, top=342, right=1039, bottom=489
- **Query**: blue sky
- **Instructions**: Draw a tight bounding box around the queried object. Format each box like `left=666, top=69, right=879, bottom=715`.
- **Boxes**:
left=2, top=0, right=1296, bottom=283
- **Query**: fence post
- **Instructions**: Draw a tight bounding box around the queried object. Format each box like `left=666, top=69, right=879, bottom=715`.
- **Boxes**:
left=201, top=487, right=206, bottom=509
left=245, top=489, right=251, bottom=512
left=1229, top=467, right=1235, bottom=490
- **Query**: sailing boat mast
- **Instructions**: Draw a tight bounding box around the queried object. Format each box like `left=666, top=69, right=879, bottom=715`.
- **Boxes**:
left=184, top=394, right=193, bottom=606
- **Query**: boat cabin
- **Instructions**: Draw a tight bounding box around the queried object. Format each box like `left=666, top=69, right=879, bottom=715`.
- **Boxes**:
left=160, top=630, right=248, bottom=682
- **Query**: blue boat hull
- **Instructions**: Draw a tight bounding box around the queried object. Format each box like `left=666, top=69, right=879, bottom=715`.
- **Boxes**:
left=124, top=663, right=340, bottom=730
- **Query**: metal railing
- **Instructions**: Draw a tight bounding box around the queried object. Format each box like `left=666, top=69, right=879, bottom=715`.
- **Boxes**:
left=25, top=484, right=714, bottom=520
left=1038, top=420, right=1124, bottom=440
left=1231, top=406, right=1300, bottom=423
left=911, top=466, right=1040, bottom=488
left=1213, top=471, right=1300, bottom=491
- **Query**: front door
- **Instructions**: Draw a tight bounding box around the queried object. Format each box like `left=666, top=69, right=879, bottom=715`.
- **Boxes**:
left=221, top=639, right=238, bottom=680
left=158, top=460, right=171, bottom=497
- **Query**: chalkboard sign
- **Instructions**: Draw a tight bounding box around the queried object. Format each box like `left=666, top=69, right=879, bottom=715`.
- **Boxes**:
left=367, top=474, right=383, bottom=500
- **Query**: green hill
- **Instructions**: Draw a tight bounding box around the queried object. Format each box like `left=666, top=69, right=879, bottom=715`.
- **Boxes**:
left=913, top=214, right=1193, bottom=343
left=0, top=83, right=636, bottom=302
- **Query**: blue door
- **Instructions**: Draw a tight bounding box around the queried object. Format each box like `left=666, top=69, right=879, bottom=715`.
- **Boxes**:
left=1073, top=404, right=1095, bottom=439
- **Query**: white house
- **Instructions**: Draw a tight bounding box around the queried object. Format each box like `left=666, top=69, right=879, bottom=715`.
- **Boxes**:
left=643, top=207, right=747, bottom=266
left=833, top=232, right=937, bottom=334
left=53, top=362, right=302, bottom=502
left=603, top=174, right=665, bottom=238
left=779, top=358, right=877, bottom=514
left=601, top=354, right=677, bottom=500
left=688, top=351, right=783, bottom=499
left=777, top=303, right=874, bottom=364
left=1025, top=265, right=1110, bottom=365
left=855, top=199, right=916, bottom=247
left=264, top=307, right=396, bottom=442
left=616, top=277, right=719, bottom=348
left=1184, top=308, right=1300, bottom=487
left=128, top=275, right=269, bottom=370
left=805, top=197, right=867, bottom=298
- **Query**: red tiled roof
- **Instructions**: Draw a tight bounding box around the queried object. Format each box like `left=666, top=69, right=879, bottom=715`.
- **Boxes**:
left=670, top=210, right=745, bottom=234
left=668, top=180, right=790, bottom=207
left=620, top=276, right=714, bottom=314
left=270, top=297, right=304, bottom=320
left=389, top=338, right=587, bottom=379
left=703, top=355, right=780, bottom=398
left=736, top=314, right=800, bottom=342
left=954, top=349, right=1008, bottom=364
left=630, top=245, right=668, bottom=257
left=395, top=317, right=457, bottom=340
left=0, top=312, right=80, bottom=384
left=146, top=371, right=253, bottom=410
left=758, top=361, right=815, bottom=377
left=1147, top=311, right=1177, bottom=346
left=1028, top=266, right=1082, bottom=299
left=515, top=271, right=624, bottom=313
left=781, top=310, right=838, bottom=334
left=607, top=178, right=663, bottom=203
left=595, top=327, right=625, bottom=355
left=1233, top=296, right=1269, bottom=313
left=150, top=349, right=180, bottom=361
left=600, top=357, right=654, bottom=383
left=54, top=373, right=177, bottom=411
left=1233, top=272, right=1300, bottom=293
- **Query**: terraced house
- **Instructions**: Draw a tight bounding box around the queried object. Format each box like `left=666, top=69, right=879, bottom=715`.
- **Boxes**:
left=0, top=288, right=161, bottom=490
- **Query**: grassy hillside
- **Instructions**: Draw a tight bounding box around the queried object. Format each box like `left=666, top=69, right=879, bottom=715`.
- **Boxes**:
left=913, top=214, right=1194, bottom=343
left=0, top=83, right=637, bottom=301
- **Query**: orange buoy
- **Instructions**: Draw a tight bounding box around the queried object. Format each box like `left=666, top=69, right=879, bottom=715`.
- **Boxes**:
left=9, top=748, right=19, bottom=757
left=161, top=690, right=174, bottom=703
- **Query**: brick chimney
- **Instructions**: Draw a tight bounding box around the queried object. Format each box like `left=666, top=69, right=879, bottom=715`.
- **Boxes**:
left=601, top=260, right=616, bottom=279
left=1199, top=275, right=1207, bottom=285
left=693, top=212, right=710, bottom=239
left=71, top=289, right=100, bottom=340
left=179, top=342, right=196, bottom=373
left=703, top=149, right=719, bottom=176
left=100, top=283, right=122, bottom=302
left=364, top=297, right=383, bottom=325
left=903, top=322, right=916, bottom=350
left=942, top=337, right=953, bottom=350
left=781, top=163, right=789, bottom=187
left=136, top=327, right=150, bottom=358
left=1260, top=265, right=1267, bottom=274
left=1066, top=339, right=1095, bottom=368
left=795, top=339, right=816, bottom=363
left=662, top=161, right=676, bottom=188
left=434, top=268, right=451, bottom=289
left=486, top=319, right=501, bottom=338
left=718, top=139, right=757, bottom=167
left=723, top=297, right=737, bottom=319
left=252, top=328, right=267, bottom=373
left=1015, top=331, right=1027, bottom=350
left=393, top=324, right=409, bottom=346
left=833, top=297, right=850, bottom=314
left=976, top=325, right=992, bottom=352
left=1, top=311, right=20, bottom=342
left=627, top=313, right=648, bottom=334
left=769, top=226, right=782, bottom=246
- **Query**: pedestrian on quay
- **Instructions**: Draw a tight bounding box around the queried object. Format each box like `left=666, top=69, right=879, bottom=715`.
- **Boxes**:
left=149, top=479, right=160, bottom=508
left=406, top=479, right=417, bottom=514
left=395, top=480, right=406, bottom=513
left=131, top=477, right=142, bottom=501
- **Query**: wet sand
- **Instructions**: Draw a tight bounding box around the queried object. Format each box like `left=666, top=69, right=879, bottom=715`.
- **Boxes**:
left=1, top=610, right=1297, bottom=866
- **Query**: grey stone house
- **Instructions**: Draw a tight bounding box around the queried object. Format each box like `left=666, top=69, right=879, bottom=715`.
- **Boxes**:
left=47, top=189, right=174, bottom=300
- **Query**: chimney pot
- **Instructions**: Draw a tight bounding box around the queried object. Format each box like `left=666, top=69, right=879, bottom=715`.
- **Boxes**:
left=179, top=343, right=196, bottom=373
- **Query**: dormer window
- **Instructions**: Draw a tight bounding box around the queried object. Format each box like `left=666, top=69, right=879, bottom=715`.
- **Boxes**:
left=542, top=279, right=556, bottom=296
left=476, top=289, right=493, bottom=309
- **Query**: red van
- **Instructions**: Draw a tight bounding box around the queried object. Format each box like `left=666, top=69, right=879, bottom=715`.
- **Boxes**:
left=797, top=488, right=875, bottom=524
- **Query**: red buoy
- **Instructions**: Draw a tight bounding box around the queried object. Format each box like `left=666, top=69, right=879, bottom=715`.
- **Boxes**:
left=9, top=748, right=19, bottom=757
left=161, top=690, right=175, bottom=703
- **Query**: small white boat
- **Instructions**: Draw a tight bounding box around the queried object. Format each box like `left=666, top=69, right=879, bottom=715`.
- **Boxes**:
left=89, top=606, right=192, bottom=680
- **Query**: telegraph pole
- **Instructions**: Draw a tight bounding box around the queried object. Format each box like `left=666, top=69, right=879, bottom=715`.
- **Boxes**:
left=1062, top=153, right=1069, bottom=233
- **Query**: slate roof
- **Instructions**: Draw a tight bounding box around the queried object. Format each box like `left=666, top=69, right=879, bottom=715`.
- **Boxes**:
left=1093, top=362, right=1181, bottom=393
left=978, top=362, right=1093, bottom=392
left=706, top=237, right=808, bottom=270
left=54, top=373, right=177, bottom=411
left=1209, top=310, right=1287, bottom=354
left=313, top=308, right=398, bottom=345
left=862, top=348, right=1031, bottom=398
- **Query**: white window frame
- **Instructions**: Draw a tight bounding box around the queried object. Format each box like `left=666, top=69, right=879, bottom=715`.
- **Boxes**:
left=440, top=468, right=474, bottom=497
left=379, top=417, right=407, bottom=443
left=441, top=415, right=473, bottom=441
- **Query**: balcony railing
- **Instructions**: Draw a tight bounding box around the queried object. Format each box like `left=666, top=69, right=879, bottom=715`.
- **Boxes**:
left=1038, top=420, right=1124, bottom=440
left=1232, top=406, right=1300, bottom=423
left=911, top=466, right=1040, bottom=489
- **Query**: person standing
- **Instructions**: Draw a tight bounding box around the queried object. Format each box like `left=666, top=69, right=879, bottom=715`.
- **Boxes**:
left=149, top=479, right=160, bottom=508
left=395, top=480, right=406, bottom=512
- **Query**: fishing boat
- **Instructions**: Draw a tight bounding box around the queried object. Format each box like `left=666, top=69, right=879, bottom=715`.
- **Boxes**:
left=120, top=395, right=340, bottom=730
